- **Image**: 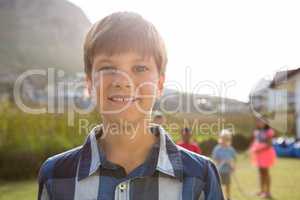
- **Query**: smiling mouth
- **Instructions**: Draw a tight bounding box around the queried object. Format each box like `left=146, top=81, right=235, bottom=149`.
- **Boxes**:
left=108, top=95, right=139, bottom=103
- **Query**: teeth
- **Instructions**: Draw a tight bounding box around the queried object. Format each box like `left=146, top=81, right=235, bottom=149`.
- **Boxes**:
left=111, top=97, right=135, bottom=102
left=113, top=97, right=122, bottom=102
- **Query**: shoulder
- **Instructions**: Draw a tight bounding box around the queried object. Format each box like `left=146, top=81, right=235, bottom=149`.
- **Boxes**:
left=177, top=145, right=217, bottom=179
left=38, top=146, right=82, bottom=183
left=266, top=128, right=275, bottom=137
left=176, top=144, right=223, bottom=199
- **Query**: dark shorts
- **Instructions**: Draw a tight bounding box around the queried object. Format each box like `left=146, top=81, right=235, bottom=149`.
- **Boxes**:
left=220, top=173, right=231, bottom=185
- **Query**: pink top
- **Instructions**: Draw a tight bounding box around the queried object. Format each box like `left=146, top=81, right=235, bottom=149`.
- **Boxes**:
left=250, top=128, right=276, bottom=168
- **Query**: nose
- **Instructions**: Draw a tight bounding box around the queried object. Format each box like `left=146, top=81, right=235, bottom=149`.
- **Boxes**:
left=111, top=72, right=132, bottom=89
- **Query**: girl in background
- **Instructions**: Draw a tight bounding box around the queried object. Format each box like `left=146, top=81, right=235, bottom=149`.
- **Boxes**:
left=250, top=118, right=276, bottom=199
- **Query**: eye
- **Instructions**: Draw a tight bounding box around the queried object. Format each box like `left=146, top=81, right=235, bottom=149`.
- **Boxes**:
left=95, top=66, right=118, bottom=74
left=134, top=65, right=149, bottom=73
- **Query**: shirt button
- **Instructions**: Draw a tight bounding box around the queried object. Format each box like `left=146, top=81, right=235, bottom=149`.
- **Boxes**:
left=119, top=183, right=127, bottom=191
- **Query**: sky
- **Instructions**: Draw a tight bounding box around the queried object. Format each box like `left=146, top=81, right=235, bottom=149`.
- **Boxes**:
left=69, top=0, right=300, bottom=102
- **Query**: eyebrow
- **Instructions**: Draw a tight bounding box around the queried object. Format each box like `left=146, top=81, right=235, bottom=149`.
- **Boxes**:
left=94, top=58, right=113, bottom=65
left=132, top=58, right=148, bottom=63
left=93, top=56, right=149, bottom=66
left=97, top=66, right=116, bottom=70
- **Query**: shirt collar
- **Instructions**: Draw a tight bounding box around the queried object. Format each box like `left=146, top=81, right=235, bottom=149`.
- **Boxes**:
left=77, top=124, right=183, bottom=181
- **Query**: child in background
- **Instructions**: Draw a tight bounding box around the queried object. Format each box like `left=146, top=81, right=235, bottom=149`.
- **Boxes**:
left=177, top=127, right=202, bottom=154
left=250, top=118, right=276, bottom=199
left=212, top=129, right=237, bottom=200
left=152, top=111, right=166, bottom=125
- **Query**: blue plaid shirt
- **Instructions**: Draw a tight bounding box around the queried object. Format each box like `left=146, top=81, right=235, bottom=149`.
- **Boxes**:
left=38, top=125, right=224, bottom=200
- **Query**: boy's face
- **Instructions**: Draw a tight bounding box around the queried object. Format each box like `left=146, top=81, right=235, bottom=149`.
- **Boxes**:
left=153, top=116, right=166, bottom=125
left=256, top=119, right=265, bottom=129
left=219, top=136, right=231, bottom=147
left=86, top=52, right=165, bottom=124
left=181, top=131, right=192, bottom=143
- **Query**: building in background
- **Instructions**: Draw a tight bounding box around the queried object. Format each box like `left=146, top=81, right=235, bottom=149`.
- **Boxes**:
left=250, top=68, right=300, bottom=138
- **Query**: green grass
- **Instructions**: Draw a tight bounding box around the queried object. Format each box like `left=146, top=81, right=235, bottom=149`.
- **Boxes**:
left=0, top=155, right=299, bottom=200
left=0, top=180, right=37, bottom=200
left=232, top=155, right=300, bottom=200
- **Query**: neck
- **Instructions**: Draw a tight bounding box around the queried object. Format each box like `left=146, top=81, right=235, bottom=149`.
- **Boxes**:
left=99, top=118, right=157, bottom=173
left=183, top=139, right=191, bottom=144
left=101, top=119, right=155, bottom=149
left=220, top=143, right=229, bottom=147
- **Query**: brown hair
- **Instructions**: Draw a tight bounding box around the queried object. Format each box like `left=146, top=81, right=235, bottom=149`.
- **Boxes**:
left=83, top=11, right=167, bottom=77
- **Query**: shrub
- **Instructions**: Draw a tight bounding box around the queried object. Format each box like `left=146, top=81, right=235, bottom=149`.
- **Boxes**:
left=198, top=138, right=218, bottom=156
left=232, top=133, right=252, bottom=152
left=0, top=102, right=99, bottom=180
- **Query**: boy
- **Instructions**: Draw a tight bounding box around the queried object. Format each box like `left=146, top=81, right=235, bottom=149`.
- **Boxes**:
left=212, top=129, right=237, bottom=200
left=177, top=127, right=202, bottom=154
left=38, top=12, right=224, bottom=200
left=152, top=111, right=166, bottom=125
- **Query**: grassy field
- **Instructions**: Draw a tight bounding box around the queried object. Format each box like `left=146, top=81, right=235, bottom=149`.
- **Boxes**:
left=232, top=155, right=300, bottom=200
left=0, top=180, right=37, bottom=200
left=0, top=155, right=299, bottom=200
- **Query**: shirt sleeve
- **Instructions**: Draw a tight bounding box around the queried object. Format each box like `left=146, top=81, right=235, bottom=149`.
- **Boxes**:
left=204, top=159, right=225, bottom=200
left=38, top=184, right=50, bottom=200
left=37, top=160, right=51, bottom=200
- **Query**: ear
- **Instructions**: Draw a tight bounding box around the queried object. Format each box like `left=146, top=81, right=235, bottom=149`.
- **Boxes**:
left=157, top=75, right=165, bottom=98
left=85, top=75, right=92, bottom=97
